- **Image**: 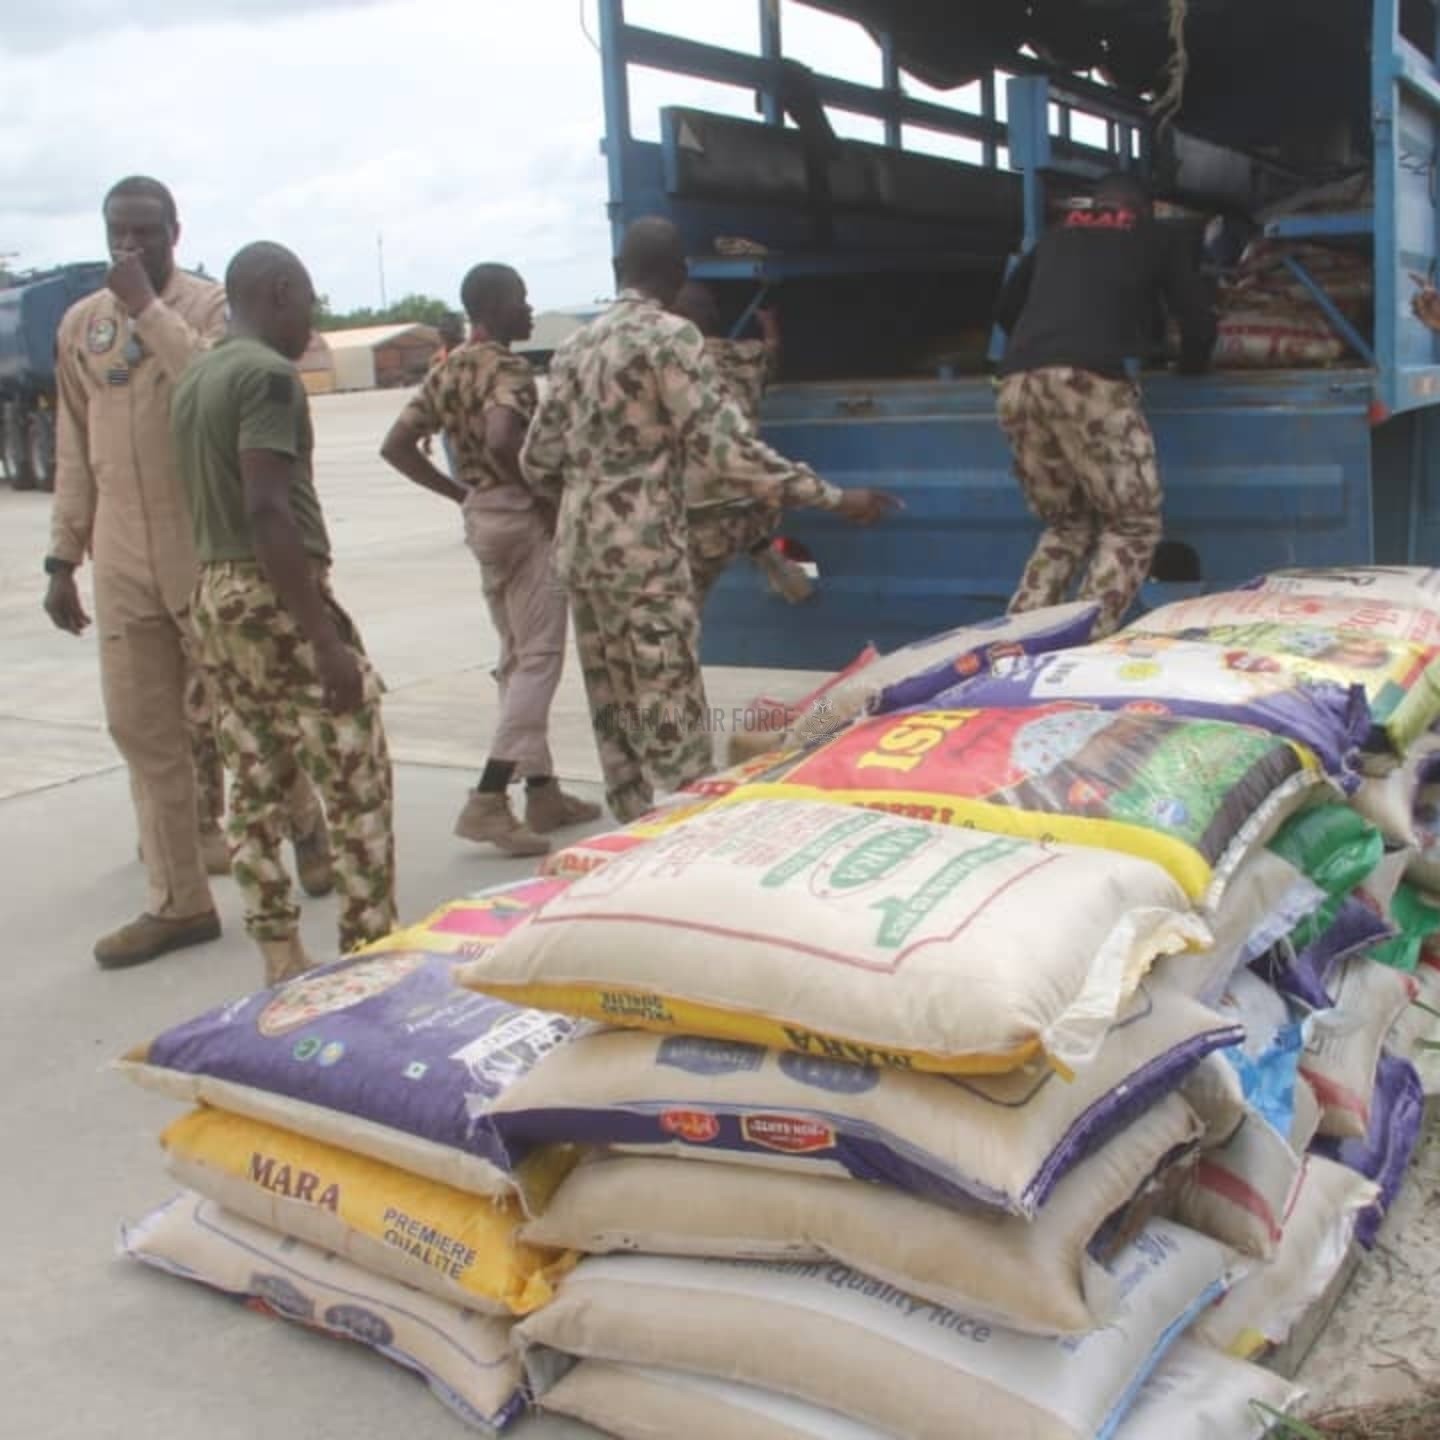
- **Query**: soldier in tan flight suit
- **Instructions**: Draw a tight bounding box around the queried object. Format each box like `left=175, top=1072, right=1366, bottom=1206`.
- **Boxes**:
left=43, top=176, right=329, bottom=970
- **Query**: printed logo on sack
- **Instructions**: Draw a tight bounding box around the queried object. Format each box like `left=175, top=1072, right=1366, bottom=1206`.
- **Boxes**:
left=742, top=1114, right=836, bottom=1154
left=659, top=1109, right=720, bottom=1144
left=658, top=1036, right=765, bottom=1076
left=776, top=1051, right=880, bottom=1094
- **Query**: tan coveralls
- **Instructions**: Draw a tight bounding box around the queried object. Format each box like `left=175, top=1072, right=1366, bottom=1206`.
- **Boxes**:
left=50, top=272, right=230, bottom=921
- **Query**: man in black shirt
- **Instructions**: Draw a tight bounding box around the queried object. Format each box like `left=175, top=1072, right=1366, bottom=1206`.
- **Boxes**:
left=993, top=172, right=1215, bottom=636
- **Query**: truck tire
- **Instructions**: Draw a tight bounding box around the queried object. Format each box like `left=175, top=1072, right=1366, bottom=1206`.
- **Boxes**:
left=2, top=404, right=35, bottom=490
left=27, top=408, right=56, bottom=492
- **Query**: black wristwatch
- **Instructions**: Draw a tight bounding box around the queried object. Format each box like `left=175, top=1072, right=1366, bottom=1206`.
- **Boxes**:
left=44, top=556, right=76, bottom=576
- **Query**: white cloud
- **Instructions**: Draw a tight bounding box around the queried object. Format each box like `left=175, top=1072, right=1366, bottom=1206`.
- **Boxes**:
left=0, top=0, right=873, bottom=310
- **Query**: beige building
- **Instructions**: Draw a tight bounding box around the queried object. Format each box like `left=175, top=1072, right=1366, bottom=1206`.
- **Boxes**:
left=318, top=323, right=442, bottom=392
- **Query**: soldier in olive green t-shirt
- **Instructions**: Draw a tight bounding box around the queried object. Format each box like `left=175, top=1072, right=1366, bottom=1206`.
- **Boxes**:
left=170, top=243, right=396, bottom=987
left=172, top=334, right=331, bottom=564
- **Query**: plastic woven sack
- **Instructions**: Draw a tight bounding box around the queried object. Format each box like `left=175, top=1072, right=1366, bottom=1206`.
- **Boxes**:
left=122, top=886, right=576, bottom=1203
left=451, top=799, right=1208, bottom=1077
left=516, top=1223, right=1237, bottom=1440
left=489, top=981, right=1240, bottom=1215
left=121, top=1192, right=527, bottom=1433
left=524, top=1094, right=1200, bottom=1334
left=1246, top=565, right=1440, bottom=613
left=1193, top=1156, right=1377, bottom=1357
left=1312, top=1051, right=1425, bottom=1247
left=160, top=1108, right=573, bottom=1314
left=722, top=704, right=1320, bottom=910
left=934, top=634, right=1369, bottom=788
left=1124, top=591, right=1440, bottom=752
left=1301, top=959, right=1418, bottom=1138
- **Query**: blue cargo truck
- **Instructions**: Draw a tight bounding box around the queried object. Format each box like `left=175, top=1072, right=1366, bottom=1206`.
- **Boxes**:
left=0, top=262, right=107, bottom=491
left=596, top=0, right=1440, bottom=669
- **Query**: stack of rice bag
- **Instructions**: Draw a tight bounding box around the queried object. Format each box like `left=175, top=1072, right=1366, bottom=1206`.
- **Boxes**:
left=118, top=878, right=581, bottom=1433
left=117, top=567, right=1440, bottom=1437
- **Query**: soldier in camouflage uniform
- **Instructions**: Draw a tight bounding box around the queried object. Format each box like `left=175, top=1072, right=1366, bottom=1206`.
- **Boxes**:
left=993, top=171, right=1213, bottom=636
left=671, top=281, right=812, bottom=607
left=172, top=242, right=395, bottom=984
left=381, top=262, right=599, bottom=855
left=521, top=217, right=897, bottom=822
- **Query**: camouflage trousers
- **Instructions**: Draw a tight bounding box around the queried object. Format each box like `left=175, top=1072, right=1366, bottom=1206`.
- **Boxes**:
left=191, top=562, right=396, bottom=954
left=687, top=501, right=780, bottom=606
left=570, top=587, right=715, bottom=823
left=183, top=667, right=226, bottom=832
left=183, top=650, right=324, bottom=841
left=998, top=366, right=1163, bottom=638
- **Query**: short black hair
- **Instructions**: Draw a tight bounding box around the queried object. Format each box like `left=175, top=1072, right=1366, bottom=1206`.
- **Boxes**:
left=616, top=216, right=685, bottom=290
left=225, top=240, right=306, bottom=304
left=1095, top=171, right=1151, bottom=211
left=460, top=263, right=522, bottom=323
left=103, top=176, right=178, bottom=228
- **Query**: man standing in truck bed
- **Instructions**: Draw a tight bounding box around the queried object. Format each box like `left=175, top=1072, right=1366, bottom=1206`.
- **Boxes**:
left=993, top=171, right=1215, bottom=637
left=43, top=176, right=329, bottom=970
left=521, top=216, right=896, bottom=823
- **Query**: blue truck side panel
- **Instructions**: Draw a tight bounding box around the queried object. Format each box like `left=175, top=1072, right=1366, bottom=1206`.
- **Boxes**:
left=708, top=371, right=1375, bottom=670
left=0, top=263, right=107, bottom=395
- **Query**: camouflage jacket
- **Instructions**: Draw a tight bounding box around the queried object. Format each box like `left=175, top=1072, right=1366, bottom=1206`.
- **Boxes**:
left=705, top=336, right=776, bottom=426
left=397, top=339, right=536, bottom=493
left=521, top=291, right=838, bottom=596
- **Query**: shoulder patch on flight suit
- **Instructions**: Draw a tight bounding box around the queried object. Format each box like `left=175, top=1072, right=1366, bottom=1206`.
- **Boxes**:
left=267, top=371, right=296, bottom=405
left=87, top=316, right=118, bottom=354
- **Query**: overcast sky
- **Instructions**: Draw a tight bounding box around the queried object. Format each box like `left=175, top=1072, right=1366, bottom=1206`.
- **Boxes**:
left=1, top=0, right=894, bottom=314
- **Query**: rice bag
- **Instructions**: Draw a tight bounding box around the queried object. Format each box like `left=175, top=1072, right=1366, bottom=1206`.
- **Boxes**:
left=121, top=1191, right=527, bottom=1433
left=1371, top=882, right=1440, bottom=973
left=1112, top=1340, right=1304, bottom=1438
left=1252, top=897, right=1394, bottom=1010
left=1312, top=1052, right=1425, bottom=1247
left=451, top=799, right=1209, bottom=1077
left=722, top=704, right=1319, bottom=910
left=524, top=1095, right=1200, bottom=1335
left=793, top=602, right=1099, bottom=742
left=516, top=1223, right=1237, bottom=1440
left=1158, top=846, right=1324, bottom=1006
left=1123, top=591, right=1440, bottom=753
left=1214, top=971, right=1306, bottom=1139
left=1300, top=959, right=1418, bottom=1138
left=122, top=890, right=577, bottom=1202
left=933, top=633, right=1369, bottom=787
left=1267, top=803, right=1386, bottom=964
left=160, top=1108, right=573, bottom=1315
left=1173, top=1107, right=1302, bottom=1259
left=539, top=1362, right=890, bottom=1440
left=864, top=604, right=1100, bottom=717
left=490, top=980, right=1240, bottom=1215
left=1247, top=564, right=1440, bottom=612
left=538, top=1344, right=1303, bottom=1440
left=1193, top=1156, right=1377, bottom=1357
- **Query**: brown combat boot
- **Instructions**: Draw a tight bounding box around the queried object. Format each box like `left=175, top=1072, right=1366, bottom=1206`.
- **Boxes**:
left=258, top=934, right=316, bottom=988
left=454, top=791, right=551, bottom=856
left=292, top=822, right=336, bottom=898
left=198, top=826, right=231, bottom=877
left=525, top=780, right=603, bottom=835
left=94, top=911, right=222, bottom=970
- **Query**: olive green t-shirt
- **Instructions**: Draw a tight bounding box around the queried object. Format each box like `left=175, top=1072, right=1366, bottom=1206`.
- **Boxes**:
left=172, top=334, right=331, bottom=564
